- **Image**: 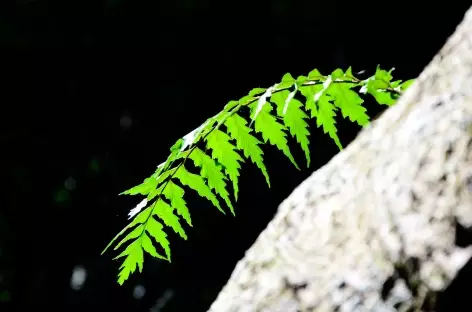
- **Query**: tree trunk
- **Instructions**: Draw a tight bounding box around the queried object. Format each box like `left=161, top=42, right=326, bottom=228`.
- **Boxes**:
left=208, top=5, right=472, bottom=312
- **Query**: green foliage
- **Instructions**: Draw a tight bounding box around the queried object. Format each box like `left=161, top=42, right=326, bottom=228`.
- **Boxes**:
left=102, top=66, right=415, bottom=284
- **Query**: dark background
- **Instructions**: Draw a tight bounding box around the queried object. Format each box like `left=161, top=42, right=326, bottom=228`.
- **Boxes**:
left=0, top=1, right=471, bottom=311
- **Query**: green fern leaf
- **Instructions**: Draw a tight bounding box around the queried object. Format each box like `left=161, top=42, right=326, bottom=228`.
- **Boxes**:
left=142, top=233, right=168, bottom=260
left=180, top=116, right=217, bottom=154
left=114, top=224, right=144, bottom=251
left=375, top=66, right=394, bottom=81
left=224, top=100, right=239, bottom=111
left=205, top=129, right=243, bottom=200
left=224, top=113, right=270, bottom=187
left=361, top=66, right=397, bottom=106
left=101, top=206, right=153, bottom=254
left=344, top=66, right=357, bottom=80
left=307, top=68, right=325, bottom=81
left=121, top=142, right=187, bottom=198
left=190, top=148, right=234, bottom=214
left=273, top=73, right=298, bottom=115
left=271, top=91, right=311, bottom=167
left=160, top=138, right=187, bottom=172
left=146, top=182, right=165, bottom=202
left=248, top=87, right=267, bottom=96
left=298, top=75, right=322, bottom=118
left=299, top=75, right=343, bottom=150
left=169, top=138, right=184, bottom=153
left=364, top=80, right=396, bottom=106
left=120, top=177, right=157, bottom=196
left=175, top=166, right=224, bottom=213
left=146, top=167, right=179, bottom=201
left=249, top=85, right=277, bottom=126
left=193, top=117, right=219, bottom=143
left=390, top=80, right=402, bottom=88
left=108, top=191, right=185, bottom=284
left=276, top=73, right=296, bottom=90
left=250, top=102, right=299, bottom=169
left=181, top=125, right=204, bottom=152
left=316, top=94, right=343, bottom=150
left=153, top=199, right=187, bottom=239
left=115, top=239, right=144, bottom=285
left=238, top=95, right=255, bottom=106
left=327, top=70, right=369, bottom=126
left=146, top=216, right=171, bottom=260
left=109, top=205, right=172, bottom=284
left=371, top=90, right=397, bottom=106
left=329, top=83, right=369, bottom=126
left=282, top=87, right=298, bottom=116
left=400, top=79, right=415, bottom=91
left=162, top=181, right=192, bottom=226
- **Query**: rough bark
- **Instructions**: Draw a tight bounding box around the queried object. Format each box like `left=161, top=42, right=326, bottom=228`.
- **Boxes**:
left=208, top=6, right=472, bottom=312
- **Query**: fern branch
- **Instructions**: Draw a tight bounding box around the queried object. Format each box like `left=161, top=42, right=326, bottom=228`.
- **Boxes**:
left=103, top=65, right=415, bottom=285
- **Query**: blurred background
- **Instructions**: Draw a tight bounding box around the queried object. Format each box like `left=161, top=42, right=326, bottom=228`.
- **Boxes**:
left=0, top=1, right=471, bottom=311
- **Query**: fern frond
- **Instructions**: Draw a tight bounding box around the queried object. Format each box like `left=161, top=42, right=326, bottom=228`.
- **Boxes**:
left=103, top=66, right=415, bottom=285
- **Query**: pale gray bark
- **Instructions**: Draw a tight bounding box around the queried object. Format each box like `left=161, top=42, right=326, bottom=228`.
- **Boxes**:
left=208, top=5, right=472, bottom=312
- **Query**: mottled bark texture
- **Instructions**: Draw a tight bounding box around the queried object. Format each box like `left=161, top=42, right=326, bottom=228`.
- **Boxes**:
left=208, top=6, right=472, bottom=312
